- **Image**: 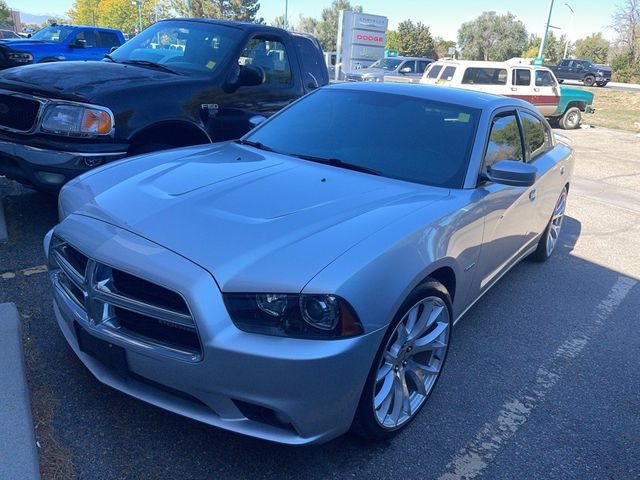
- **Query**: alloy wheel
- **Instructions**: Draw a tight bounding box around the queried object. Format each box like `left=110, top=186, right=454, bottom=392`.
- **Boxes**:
left=373, top=296, right=450, bottom=429
left=546, top=189, right=567, bottom=256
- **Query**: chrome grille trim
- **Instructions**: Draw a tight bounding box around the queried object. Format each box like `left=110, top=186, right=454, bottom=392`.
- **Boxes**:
left=49, top=236, right=201, bottom=362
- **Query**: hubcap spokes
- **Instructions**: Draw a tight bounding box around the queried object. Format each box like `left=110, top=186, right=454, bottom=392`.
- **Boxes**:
left=547, top=191, right=567, bottom=256
left=373, top=297, right=450, bottom=429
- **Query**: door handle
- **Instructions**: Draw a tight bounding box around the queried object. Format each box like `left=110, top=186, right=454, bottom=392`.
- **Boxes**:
left=533, top=87, right=540, bottom=92
left=510, top=87, right=517, bottom=91
left=529, top=189, right=537, bottom=201
left=560, top=166, right=565, bottom=175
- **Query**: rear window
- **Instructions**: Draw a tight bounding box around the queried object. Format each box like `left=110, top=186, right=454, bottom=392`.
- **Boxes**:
left=440, top=66, right=456, bottom=82
left=462, top=67, right=508, bottom=85
left=426, top=65, right=443, bottom=79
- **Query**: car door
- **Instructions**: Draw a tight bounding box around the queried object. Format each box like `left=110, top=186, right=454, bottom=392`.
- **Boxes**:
left=209, top=32, right=304, bottom=141
left=474, top=110, right=540, bottom=292
left=66, top=29, right=103, bottom=61
left=533, top=69, right=560, bottom=116
left=509, top=68, right=533, bottom=103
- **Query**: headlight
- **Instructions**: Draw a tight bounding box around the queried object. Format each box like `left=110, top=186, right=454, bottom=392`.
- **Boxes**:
left=8, top=52, right=33, bottom=63
left=41, top=104, right=113, bottom=136
left=224, top=293, right=363, bottom=339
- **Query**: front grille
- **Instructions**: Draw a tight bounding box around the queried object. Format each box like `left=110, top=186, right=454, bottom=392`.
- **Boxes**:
left=49, top=236, right=201, bottom=361
left=0, top=93, right=41, bottom=132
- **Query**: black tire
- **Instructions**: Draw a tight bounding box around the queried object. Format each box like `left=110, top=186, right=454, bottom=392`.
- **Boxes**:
left=351, top=279, right=452, bottom=441
left=583, top=75, right=595, bottom=87
left=559, top=106, right=581, bottom=130
left=128, top=143, right=175, bottom=156
left=530, top=187, right=568, bottom=263
left=596, top=81, right=608, bottom=87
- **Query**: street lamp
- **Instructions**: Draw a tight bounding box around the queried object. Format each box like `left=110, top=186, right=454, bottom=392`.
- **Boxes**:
left=563, top=3, right=575, bottom=59
left=131, top=1, right=143, bottom=34
left=284, top=0, right=289, bottom=30
left=537, top=0, right=555, bottom=64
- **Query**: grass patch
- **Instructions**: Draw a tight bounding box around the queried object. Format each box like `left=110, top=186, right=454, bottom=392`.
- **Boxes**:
left=577, top=86, right=640, bottom=132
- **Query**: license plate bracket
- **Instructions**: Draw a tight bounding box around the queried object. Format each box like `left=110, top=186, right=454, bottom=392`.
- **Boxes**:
left=75, top=322, right=128, bottom=378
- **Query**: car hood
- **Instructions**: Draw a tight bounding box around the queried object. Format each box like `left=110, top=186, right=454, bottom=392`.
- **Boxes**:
left=347, top=67, right=386, bottom=77
left=0, top=39, right=55, bottom=49
left=61, top=142, right=449, bottom=292
left=0, top=61, right=185, bottom=101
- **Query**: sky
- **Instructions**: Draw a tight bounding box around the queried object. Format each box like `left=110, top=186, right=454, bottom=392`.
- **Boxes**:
left=10, top=0, right=620, bottom=43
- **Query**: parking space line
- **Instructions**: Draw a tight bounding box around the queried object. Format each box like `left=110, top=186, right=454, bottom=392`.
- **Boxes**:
left=1, top=265, right=48, bottom=280
left=437, top=275, right=637, bottom=480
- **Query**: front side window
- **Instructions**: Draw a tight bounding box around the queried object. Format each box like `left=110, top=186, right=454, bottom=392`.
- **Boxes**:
left=535, top=70, right=556, bottom=87
left=513, top=69, right=531, bottom=86
left=399, top=61, right=416, bottom=73
left=484, top=113, right=523, bottom=170
left=462, top=67, right=508, bottom=85
left=74, top=30, right=96, bottom=48
left=244, top=89, right=479, bottom=188
left=31, top=25, right=75, bottom=43
left=240, top=37, right=292, bottom=86
left=560, top=59, right=570, bottom=67
left=426, top=64, right=443, bottom=79
left=369, top=58, right=402, bottom=71
left=520, top=112, right=550, bottom=161
left=109, top=20, right=242, bottom=74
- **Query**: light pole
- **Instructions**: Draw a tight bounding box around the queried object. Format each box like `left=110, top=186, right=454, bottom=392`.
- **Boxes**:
left=132, top=1, right=143, bottom=34
left=563, top=3, right=574, bottom=59
left=537, top=0, right=555, bottom=64
left=284, top=0, right=289, bottom=30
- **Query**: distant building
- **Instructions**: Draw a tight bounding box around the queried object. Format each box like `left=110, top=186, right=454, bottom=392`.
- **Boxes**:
left=10, top=10, right=21, bottom=33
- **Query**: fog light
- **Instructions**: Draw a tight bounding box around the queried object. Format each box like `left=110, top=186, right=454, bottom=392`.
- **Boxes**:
left=35, top=171, right=66, bottom=185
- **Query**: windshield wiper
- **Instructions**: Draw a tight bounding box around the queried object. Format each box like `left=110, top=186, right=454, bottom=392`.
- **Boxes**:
left=103, top=53, right=117, bottom=62
left=120, top=59, right=181, bottom=75
left=235, top=139, right=278, bottom=153
left=289, top=153, right=381, bottom=176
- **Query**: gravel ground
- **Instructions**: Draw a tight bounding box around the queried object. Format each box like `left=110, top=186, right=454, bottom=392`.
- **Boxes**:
left=1, top=126, right=638, bottom=480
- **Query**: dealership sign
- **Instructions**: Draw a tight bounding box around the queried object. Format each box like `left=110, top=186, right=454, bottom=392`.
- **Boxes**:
left=336, top=11, right=388, bottom=79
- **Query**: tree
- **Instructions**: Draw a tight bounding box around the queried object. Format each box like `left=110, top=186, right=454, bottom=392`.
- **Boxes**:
left=523, top=32, right=567, bottom=63
left=0, top=0, right=12, bottom=29
left=385, top=30, right=399, bottom=51
left=395, top=20, right=436, bottom=58
left=170, top=0, right=221, bottom=18
left=271, top=14, right=285, bottom=29
left=315, top=0, right=362, bottom=52
left=297, top=15, right=318, bottom=35
left=434, top=36, right=456, bottom=59
left=68, top=0, right=101, bottom=26
left=612, top=0, right=640, bottom=65
left=221, top=0, right=260, bottom=22
left=458, top=11, right=528, bottom=61
left=97, top=0, right=170, bottom=33
left=574, top=33, right=610, bottom=63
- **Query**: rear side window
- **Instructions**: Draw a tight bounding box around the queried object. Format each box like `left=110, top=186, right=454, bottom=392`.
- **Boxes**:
left=520, top=112, right=551, bottom=161
left=535, top=70, right=556, bottom=87
left=294, top=35, right=328, bottom=87
left=484, top=113, right=523, bottom=169
left=462, top=67, right=507, bottom=85
left=440, top=66, right=456, bottom=82
left=513, top=69, right=531, bottom=86
left=426, top=64, right=443, bottom=79
left=98, top=31, right=122, bottom=49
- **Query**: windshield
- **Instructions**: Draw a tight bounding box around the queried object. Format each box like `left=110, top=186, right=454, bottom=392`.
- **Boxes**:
left=369, top=58, right=403, bottom=70
left=109, top=20, right=242, bottom=73
left=245, top=89, right=479, bottom=188
left=31, top=26, right=75, bottom=43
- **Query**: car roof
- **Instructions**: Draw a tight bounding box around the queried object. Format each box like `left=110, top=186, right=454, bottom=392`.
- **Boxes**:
left=431, top=59, right=552, bottom=72
left=393, top=56, right=435, bottom=61
left=45, top=24, right=122, bottom=33
left=326, top=82, right=533, bottom=111
left=160, top=17, right=288, bottom=34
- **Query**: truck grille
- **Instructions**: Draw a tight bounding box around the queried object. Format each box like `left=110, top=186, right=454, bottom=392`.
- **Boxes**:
left=49, top=237, right=201, bottom=361
left=0, top=92, right=42, bottom=132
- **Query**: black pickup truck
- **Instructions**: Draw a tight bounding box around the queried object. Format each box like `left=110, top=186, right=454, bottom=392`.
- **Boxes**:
left=0, top=19, right=328, bottom=191
left=547, top=58, right=612, bottom=87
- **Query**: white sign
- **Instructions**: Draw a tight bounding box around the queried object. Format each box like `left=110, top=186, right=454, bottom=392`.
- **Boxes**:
left=336, top=11, right=389, bottom=80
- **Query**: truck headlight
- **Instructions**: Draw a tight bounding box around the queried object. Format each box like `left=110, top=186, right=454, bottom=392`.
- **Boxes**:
left=224, top=293, right=363, bottom=339
left=7, top=52, right=33, bottom=63
left=41, top=104, right=113, bottom=136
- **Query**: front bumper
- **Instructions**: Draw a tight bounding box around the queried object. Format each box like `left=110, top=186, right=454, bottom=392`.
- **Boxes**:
left=0, top=140, right=127, bottom=191
left=47, top=215, right=386, bottom=444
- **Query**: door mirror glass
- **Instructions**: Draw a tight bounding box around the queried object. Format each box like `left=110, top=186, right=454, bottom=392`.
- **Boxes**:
left=399, top=66, right=412, bottom=73
left=70, top=38, right=87, bottom=48
left=485, top=160, right=537, bottom=187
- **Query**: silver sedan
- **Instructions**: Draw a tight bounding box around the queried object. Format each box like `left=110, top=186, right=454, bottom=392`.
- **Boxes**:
left=45, top=83, right=573, bottom=444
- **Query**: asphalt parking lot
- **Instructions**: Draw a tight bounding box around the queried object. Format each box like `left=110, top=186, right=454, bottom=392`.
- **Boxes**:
left=1, top=126, right=639, bottom=480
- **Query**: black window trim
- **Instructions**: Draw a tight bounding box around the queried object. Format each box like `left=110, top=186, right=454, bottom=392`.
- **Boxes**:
left=516, top=107, right=554, bottom=163
left=478, top=108, right=526, bottom=185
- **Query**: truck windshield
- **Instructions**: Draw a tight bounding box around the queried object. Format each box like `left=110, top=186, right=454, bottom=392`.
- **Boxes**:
left=31, top=26, right=75, bottom=43
left=109, top=20, right=242, bottom=74
left=369, top=58, right=403, bottom=70
left=244, top=89, right=479, bottom=189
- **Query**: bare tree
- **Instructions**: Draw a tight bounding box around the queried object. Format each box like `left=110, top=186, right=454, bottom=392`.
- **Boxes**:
left=612, top=0, right=640, bottom=64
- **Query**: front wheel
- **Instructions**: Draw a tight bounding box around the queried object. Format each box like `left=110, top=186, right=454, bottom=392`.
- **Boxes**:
left=583, top=75, right=595, bottom=87
left=596, top=81, right=608, bottom=87
left=559, top=106, right=582, bottom=129
left=351, top=280, right=452, bottom=440
left=530, top=187, right=568, bottom=262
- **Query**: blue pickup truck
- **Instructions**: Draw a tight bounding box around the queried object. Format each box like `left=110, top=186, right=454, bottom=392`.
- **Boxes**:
left=0, top=24, right=125, bottom=69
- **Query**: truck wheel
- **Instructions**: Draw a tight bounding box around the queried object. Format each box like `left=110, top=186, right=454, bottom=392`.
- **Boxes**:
left=583, top=75, right=595, bottom=87
left=595, top=81, right=608, bottom=87
left=560, top=107, right=581, bottom=130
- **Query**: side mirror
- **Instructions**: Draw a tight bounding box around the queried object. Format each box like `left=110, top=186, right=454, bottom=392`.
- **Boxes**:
left=70, top=39, right=87, bottom=49
left=238, top=64, right=264, bottom=87
left=399, top=66, right=412, bottom=74
left=110, top=46, right=118, bottom=53
left=483, top=160, right=537, bottom=187
left=249, top=115, right=267, bottom=128
left=576, top=63, right=583, bottom=69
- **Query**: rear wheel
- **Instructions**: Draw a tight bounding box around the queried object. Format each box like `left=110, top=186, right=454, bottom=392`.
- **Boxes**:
left=530, top=187, right=568, bottom=262
left=583, top=75, right=595, bottom=87
left=352, top=280, right=452, bottom=440
left=559, top=106, right=581, bottom=130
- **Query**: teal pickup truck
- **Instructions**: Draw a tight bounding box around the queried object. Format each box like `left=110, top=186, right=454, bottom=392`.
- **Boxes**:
left=551, top=86, right=595, bottom=129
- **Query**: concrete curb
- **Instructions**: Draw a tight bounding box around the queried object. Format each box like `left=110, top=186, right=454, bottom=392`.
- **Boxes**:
left=0, top=197, right=7, bottom=243
left=0, top=303, right=41, bottom=480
